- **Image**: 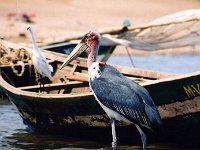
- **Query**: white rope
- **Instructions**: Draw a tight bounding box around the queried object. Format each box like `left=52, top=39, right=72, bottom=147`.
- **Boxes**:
left=10, top=61, right=25, bottom=76
left=0, top=41, right=31, bottom=77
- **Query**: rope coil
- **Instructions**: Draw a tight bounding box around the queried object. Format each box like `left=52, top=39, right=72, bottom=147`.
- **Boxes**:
left=0, top=42, right=31, bottom=76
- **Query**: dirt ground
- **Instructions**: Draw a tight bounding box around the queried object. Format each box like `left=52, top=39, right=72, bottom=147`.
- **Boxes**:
left=1, top=0, right=200, bottom=54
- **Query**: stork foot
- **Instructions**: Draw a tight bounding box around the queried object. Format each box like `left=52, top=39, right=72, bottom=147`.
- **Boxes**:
left=112, top=140, right=117, bottom=150
left=136, top=125, right=146, bottom=150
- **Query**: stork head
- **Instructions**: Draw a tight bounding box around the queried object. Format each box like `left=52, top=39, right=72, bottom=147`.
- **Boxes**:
left=26, top=25, right=31, bottom=30
left=60, top=31, right=101, bottom=69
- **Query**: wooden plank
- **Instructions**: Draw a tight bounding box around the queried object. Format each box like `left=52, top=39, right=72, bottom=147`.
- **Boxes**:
left=74, top=70, right=162, bottom=82
left=18, top=81, right=83, bottom=91
left=69, top=64, right=78, bottom=75
left=65, top=74, right=88, bottom=82
left=113, top=65, right=176, bottom=79
left=74, top=61, right=176, bottom=80
left=127, top=76, right=153, bottom=83
left=66, top=71, right=154, bottom=84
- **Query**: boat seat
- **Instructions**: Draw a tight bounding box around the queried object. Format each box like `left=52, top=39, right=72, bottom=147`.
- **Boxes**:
left=18, top=81, right=85, bottom=91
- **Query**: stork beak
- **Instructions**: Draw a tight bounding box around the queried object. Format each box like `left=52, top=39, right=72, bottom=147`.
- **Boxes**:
left=60, top=39, right=88, bottom=69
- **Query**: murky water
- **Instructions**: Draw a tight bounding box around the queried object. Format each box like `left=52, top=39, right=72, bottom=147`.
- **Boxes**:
left=1, top=54, right=200, bottom=150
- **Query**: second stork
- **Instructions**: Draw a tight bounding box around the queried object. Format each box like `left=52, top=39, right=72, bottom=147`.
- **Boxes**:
left=27, top=26, right=53, bottom=92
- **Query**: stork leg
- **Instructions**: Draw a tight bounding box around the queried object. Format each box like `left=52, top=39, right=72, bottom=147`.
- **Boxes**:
left=135, top=125, right=146, bottom=150
left=110, top=118, right=117, bottom=150
left=42, top=76, right=45, bottom=92
left=38, top=74, right=43, bottom=93
left=38, top=74, right=41, bottom=93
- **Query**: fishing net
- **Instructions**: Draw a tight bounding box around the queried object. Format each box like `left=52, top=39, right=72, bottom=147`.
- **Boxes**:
left=0, top=41, right=31, bottom=76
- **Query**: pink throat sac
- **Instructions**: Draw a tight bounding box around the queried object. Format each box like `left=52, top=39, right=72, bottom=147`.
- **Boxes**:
left=87, top=40, right=99, bottom=67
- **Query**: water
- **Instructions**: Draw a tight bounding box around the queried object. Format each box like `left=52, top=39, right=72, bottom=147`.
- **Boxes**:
left=1, top=54, right=200, bottom=150
left=107, top=54, right=200, bottom=74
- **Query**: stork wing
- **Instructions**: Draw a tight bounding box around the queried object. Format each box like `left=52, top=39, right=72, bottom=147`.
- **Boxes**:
left=90, top=65, right=162, bottom=130
left=102, top=9, right=200, bottom=50
left=39, top=50, right=53, bottom=72
left=36, top=54, right=52, bottom=80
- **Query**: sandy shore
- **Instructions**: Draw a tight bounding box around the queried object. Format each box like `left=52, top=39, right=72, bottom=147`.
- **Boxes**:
left=1, top=0, right=200, bottom=54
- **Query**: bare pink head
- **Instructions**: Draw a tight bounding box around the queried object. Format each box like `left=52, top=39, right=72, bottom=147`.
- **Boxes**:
left=84, top=31, right=101, bottom=67
left=60, top=31, right=101, bottom=70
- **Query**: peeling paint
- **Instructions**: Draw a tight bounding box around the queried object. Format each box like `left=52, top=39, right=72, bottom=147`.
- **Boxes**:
left=158, top=97, right=200, bottom=119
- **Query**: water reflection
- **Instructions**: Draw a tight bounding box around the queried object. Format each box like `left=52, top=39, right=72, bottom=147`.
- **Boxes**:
left=1, top=101, right=195, bottom=150
left=2, top=125, right=198, bottom=150
left=4, top=132, right=104, bottom=149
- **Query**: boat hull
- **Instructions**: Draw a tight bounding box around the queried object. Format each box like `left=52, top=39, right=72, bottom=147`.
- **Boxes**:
left=1, top=40, right=200, bottom=144
left=6, top=92, right=157, bottom=144
left=2, top=79, right=200, bottom=144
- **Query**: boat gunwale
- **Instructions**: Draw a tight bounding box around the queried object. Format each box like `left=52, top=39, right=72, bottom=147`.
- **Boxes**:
left=140, top=70, right=200, bottom=86
left=0, top=75, right=93, bottom=100
left=1, top=70, right=200, bottom=100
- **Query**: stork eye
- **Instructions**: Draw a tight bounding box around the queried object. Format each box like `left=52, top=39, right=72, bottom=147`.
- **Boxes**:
left=93, top=67, right=96, bottom=69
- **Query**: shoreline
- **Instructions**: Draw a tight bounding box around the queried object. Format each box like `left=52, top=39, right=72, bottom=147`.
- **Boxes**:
left=1, top=0, right=200, bottom=55
left=1, top=0, right=200, bottom=44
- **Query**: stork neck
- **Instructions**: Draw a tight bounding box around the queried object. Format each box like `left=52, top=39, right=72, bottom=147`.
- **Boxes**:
left=28, top=28, right=39, bottom=54
left=87, top=41, right=99, bottom=67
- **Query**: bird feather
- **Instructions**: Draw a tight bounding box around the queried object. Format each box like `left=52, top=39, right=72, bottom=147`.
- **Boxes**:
left=90, top=64, right=162, bottom=131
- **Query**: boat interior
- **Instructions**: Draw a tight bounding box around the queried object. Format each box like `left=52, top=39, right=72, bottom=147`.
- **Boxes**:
left=0, top=41, right=176, bottom=95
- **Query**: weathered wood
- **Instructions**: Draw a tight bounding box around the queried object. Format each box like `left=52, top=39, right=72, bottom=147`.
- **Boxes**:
left=65, top=74, right=88, bottom=82
left=158, top=96, right=200, bottom=119
left=18, top=81, right=84, bottom=91
left=113, top=65, right=176, bottom=79
left=67, top=71, right=154, bottom=83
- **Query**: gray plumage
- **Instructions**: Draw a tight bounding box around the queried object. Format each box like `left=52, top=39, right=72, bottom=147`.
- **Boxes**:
left=90, top=64, right=162, bottom=131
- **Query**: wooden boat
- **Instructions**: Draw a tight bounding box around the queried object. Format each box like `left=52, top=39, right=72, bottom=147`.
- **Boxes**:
left=1, top=40, right=200, bottom=145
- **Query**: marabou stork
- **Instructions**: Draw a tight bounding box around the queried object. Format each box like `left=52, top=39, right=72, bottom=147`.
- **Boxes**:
left=60, top=31, right=162, bottom=150
left=27, top=26, right=53, bottom=92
